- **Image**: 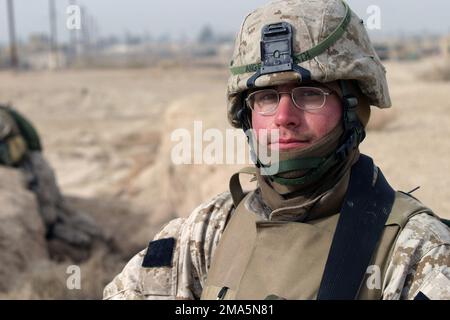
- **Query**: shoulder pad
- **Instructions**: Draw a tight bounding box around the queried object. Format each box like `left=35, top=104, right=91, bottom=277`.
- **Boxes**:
left=386, top=191, right=434, bottom=228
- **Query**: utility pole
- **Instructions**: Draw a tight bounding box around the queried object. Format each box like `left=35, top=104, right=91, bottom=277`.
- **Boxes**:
left=49, top=0, right=59, bottom=68
left=6, top=0, right=19, bottom=68
left=80, top=5, right=90, bottom=53
left=68, top=0, right=78, bottom=65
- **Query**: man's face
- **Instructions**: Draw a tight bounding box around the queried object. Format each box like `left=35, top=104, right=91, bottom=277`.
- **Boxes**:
left=251, top=82, right=343, bottom=151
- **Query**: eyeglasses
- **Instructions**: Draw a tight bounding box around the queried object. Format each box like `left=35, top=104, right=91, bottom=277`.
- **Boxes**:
left=245, top=86, right=333, bottom=115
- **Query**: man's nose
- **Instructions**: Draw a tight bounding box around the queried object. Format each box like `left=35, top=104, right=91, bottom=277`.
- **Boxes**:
left=274, top=93, right=300, bottom=127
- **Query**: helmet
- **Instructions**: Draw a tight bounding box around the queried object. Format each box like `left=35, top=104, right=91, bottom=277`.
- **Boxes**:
left=0, top=105, right=42, bottom=166
left=227, top=0, right=391, bottom=129
left=0, top=108, right=16, bottom=140
left=0, top=107, right=27, bottom=165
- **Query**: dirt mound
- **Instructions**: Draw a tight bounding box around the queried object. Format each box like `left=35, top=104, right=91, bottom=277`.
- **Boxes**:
left=0, top=167, right=48, bottom=292
left=0, top=150, right=153, bottom=299
left=0, top=190, right=153, bottom=299
left=122, top=93, right=250, bottom=224
left=420, top=57, right=450, bottom=82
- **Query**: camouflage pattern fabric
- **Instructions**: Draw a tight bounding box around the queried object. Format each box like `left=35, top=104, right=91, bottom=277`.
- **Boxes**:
left=384, top=213, right=450, bottom=299
left=0, top=109, right=16, bottom=140
left=0, top=108, right=27, bottom=165
left=103, top=191, right=450, bottom=300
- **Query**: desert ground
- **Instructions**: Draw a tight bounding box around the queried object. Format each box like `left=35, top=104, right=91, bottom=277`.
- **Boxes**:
left=0, top=58, right=449, bottom=298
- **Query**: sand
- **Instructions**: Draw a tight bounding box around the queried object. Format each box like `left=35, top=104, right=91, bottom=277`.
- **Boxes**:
left=1, top=60, right=448, bottom=221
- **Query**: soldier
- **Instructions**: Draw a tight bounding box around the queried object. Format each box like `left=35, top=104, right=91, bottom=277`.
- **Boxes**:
left=103, top=0, right=450, bottom=300
left=0, top=104, right=103, bottom=261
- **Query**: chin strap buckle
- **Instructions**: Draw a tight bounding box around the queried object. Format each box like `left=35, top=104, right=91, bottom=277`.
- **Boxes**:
left=336, top=130, right=357, bottom=161
left=343, top=95, right=359, bottom=132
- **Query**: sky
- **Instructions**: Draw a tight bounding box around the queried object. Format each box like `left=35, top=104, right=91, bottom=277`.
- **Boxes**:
left=1, top=0, right=449, bottom=45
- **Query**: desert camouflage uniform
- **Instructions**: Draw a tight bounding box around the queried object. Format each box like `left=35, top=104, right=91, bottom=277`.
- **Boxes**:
left=103, top=190, right=450, bottom=300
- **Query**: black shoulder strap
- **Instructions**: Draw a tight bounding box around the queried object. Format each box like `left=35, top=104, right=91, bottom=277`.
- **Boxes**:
left=317, top=154, right=395, bottom=300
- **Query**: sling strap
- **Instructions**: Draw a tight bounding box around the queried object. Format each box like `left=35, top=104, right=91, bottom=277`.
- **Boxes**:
left=317, top=154, right=395, bottom=299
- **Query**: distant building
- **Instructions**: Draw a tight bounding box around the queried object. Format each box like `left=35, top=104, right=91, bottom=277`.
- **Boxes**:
left=373, top=44, right=390, bottom=60
left=440, top=34, right=450, bottom=58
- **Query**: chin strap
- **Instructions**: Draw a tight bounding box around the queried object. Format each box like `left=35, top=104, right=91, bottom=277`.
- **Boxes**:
left=260, top=128, right=362, bottom=186
left=241, top=80, right=366, bottom=186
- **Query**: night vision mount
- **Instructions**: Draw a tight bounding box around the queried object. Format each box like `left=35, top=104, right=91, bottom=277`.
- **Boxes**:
left=247, top=22, right=311, bottom=88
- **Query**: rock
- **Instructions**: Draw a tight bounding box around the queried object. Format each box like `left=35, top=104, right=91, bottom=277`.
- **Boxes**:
left=0, top=166, right=48, bottom=292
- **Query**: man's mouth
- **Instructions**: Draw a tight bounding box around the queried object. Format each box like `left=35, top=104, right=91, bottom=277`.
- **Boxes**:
left=270, top=138, right=312, bottom=150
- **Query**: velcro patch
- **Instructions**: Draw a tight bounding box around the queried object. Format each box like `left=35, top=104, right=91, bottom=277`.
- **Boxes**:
left=142, top=237, right=175, bottom=268
left=415, top=270, right=450, bottom=300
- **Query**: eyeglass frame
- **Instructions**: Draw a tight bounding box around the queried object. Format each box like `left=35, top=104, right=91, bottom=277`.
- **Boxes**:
left=245, top=85, right=337, bottom=116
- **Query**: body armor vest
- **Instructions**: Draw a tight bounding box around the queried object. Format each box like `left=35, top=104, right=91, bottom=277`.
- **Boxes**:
left=201, top=168, right=432, bottom=300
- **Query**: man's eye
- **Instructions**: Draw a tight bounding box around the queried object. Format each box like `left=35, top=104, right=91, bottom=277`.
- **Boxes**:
left=301, top=90, right=321, bottom=97
left=259, top=94, right=277, bottom=101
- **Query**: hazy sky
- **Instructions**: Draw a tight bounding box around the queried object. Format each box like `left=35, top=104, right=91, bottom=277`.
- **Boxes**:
left=1, top=0, right=449, bottom=45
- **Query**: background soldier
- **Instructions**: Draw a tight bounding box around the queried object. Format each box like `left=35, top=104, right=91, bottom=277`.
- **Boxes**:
left=104, top=0, right=450, bottom=300
left=0, top=104, right=103, bottom=261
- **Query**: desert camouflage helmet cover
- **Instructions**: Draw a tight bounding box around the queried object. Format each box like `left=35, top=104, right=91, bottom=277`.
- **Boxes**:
left=227, top=0, right=391, bottom=128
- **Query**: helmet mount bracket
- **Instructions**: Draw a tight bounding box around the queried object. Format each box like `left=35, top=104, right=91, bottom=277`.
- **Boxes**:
left=246, top=22, right=311, bottom=88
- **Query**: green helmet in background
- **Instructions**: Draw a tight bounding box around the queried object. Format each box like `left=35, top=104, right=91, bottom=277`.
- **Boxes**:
left=0, top=107, right=27, bottom=165
left=0, top=105, right=42, bottom=166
